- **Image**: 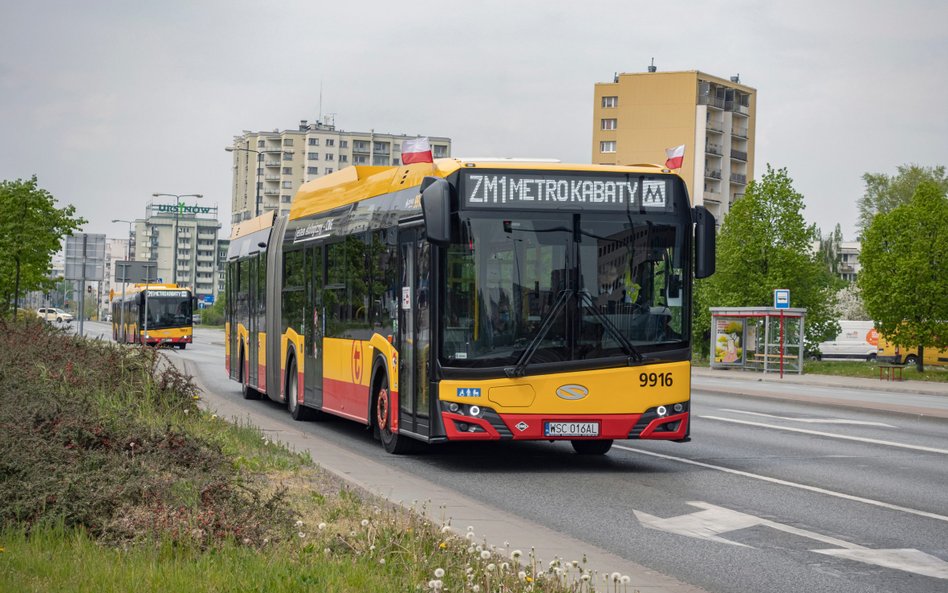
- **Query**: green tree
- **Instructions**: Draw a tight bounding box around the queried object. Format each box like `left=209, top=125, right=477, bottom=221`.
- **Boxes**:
left=693, top=165, right=840, bottom=355
left=857, top=164, right=948, bottom=237
left=816, top=223, right=844, bottom=276
left=858, top=180, right=948, bottom=372
left=0, top=176, right=86, bottom=316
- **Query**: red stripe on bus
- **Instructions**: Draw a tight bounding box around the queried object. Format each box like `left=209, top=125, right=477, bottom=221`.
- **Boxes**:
left=322, top=377, right=370, bottom=424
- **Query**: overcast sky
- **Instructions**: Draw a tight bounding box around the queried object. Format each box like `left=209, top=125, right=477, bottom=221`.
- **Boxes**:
left=2, top=1, right=945, bottom=241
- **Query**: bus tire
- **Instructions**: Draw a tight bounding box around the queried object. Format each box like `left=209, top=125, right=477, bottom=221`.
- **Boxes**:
left=375, top=371, right=413, bottom=454
left=903, top=354, right=917, bottom=366
left=571, top=439, right=613, bottom=455
left=286, top=357, right=312, bottom=421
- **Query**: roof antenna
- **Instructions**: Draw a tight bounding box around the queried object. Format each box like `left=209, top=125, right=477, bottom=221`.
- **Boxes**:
left=648, top=58, right=657, bottom=73
left=318, top=80, right=323, bottom=122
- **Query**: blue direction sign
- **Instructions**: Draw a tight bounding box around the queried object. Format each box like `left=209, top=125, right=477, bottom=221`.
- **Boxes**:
left=774, top=289, right=790, bottom=309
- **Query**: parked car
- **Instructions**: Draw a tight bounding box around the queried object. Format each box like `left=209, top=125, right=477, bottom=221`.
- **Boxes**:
left=37, top=307, right=74, bottom=323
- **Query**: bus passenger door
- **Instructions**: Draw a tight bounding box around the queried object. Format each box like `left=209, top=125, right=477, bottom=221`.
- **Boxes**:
left=397, top=226, right=431, bottom=438
left=304, top=245, right=323, bottom=407
left=248, top=257, right=259, bottom=387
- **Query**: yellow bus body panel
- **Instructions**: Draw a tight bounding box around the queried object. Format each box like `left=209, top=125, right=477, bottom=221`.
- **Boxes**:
left=438, top=361, right=690, bottom=415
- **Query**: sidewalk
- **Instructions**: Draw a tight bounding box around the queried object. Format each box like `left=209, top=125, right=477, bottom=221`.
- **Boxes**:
left=692, top=366, right=948, bottom=418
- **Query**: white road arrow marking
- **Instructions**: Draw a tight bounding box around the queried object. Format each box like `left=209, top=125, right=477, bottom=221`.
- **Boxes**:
left=813, top=548, right=948, bottom=580
left=718, top=408, right=895, bottom=427
left=634, top=502, right=948, bottom=579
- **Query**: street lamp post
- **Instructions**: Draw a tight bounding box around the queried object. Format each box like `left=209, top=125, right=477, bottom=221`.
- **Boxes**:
left=152, top=193, right=203, bottom=291
left=110, top=218, right=136, bottom=340
left=225, top=145, right=262, bottom=218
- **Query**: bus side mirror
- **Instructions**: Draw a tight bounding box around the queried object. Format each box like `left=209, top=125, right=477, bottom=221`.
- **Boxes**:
left=693, top=206, right=716, bottom=279
left=421, top=177, right=452, bottom=245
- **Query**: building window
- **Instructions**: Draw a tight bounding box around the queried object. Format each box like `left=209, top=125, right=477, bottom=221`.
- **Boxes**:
left=325, top=153, right=334, bottom=161
left=354, top=156, right=367, bottom=164
left=282, top=167, right=292, bottom=175
left=308, top=137, right=319, bottom=146
left=327, top=139, right=335, bottom=147
left=257, top=140, right=265, bottom=148
left=282, top=181, right=292, bottom=189
left=325, top=168, right=334, bottom=174
left=307, top=166, right=318, bottom=175
left=308, top=152, right=319, bottom=160
left=283, top=138, right=294, bottom=146
left=282, top=152, right=293, bottom=161
left=600, top=141, right=616, bottom=153
left=340, top=155, right=349, bottom=163
left=601, top=118, right=617, bottom=130
left=281, top=195, right=292, bottom=203
left=602, top=96, right=618, bottom=108
left=433, top=145, right=448, bottom=158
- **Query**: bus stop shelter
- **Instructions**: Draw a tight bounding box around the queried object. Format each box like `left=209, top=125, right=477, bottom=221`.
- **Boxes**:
left=709, top=307, right=806, bottom=376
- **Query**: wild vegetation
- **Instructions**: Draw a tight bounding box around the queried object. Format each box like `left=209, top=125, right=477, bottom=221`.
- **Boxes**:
left=0, top=318, right=610, bottom=592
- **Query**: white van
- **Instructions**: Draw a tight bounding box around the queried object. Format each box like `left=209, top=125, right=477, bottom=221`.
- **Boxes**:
left=815, top=320, right=878, bottom=361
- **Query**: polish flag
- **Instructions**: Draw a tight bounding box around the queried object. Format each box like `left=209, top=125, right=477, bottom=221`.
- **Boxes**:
left=664, top=144, right=685, bottom=170
left=401, top=137, right=433, bottom=165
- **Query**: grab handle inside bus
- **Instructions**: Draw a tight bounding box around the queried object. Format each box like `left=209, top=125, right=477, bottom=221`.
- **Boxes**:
left=693, top=206, right=716, bottom=279
left=421, top=177, right=452, bottom=245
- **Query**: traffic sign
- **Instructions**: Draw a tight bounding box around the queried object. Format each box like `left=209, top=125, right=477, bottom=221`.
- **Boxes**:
left=774, top=289, right=790, bottom=309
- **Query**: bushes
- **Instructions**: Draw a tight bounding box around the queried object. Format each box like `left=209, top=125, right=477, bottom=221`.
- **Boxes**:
left=0, top=317, right=294, bottom=547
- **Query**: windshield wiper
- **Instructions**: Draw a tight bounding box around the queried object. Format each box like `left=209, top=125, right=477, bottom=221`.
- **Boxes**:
left=504, top=289, right=572, bottom=378
left=578, top=290, right=644, bottom=363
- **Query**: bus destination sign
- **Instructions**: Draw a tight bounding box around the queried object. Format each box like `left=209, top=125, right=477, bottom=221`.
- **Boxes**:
left=461, top=173, right=670, bottom=211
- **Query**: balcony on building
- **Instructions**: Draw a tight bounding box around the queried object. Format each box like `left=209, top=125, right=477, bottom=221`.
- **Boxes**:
left=705, top=142, right=723, bottom=156
left=731, top=173, right=747, bottom=185
left=731, top=149, right=748, bottom=162
left=732, top=125, right=748, bottom=139
left=705, top=168, right=722, bottom=180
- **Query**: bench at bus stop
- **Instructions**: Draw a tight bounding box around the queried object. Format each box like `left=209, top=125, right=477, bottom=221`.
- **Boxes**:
left=878, top=363, right=906, bottom=381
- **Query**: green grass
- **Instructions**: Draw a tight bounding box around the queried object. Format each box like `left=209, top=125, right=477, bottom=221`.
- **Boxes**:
left=693, top=353, right=948, bottom=382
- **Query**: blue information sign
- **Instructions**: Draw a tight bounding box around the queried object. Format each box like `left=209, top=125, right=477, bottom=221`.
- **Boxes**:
left=774, top=289, right=790, bottom=309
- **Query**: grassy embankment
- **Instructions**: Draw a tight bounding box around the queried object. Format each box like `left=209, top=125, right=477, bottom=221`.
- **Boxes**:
left=0, top=318, right=612, bottom=593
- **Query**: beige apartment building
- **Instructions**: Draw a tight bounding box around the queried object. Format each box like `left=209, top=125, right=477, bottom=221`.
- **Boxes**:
left=592, top=69, right=756, bottom=222
left=228, top=119, right=452, bottom=226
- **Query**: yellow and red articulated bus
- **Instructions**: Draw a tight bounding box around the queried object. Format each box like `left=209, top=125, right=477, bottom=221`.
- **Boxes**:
left=225, top=159, right=715, bottom=454
left=111, top=284, right=195, bottom=349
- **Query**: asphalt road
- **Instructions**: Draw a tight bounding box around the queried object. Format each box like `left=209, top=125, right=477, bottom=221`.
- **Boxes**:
left=81, top=322, right=948, bottom=592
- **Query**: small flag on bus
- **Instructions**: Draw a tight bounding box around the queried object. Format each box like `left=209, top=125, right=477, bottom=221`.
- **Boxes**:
left=664, top=144, right=685, bottom=170
left=402, top=137, right=434, bottom=165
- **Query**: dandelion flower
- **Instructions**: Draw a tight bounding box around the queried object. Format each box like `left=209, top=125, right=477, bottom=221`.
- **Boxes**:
left=465, top=532, right=476, bottom=541
left=581, top=574, right=591, bottom=582
left=480, top=550, right=491, bottom=560
left=379, top=558, right=385, bottom=565
left=323, top=548, right=331, bottom=555
left=621, top=575, right=631, bottom=584
left=467, top=525, right=474, bottom=531
left=500, top=562, right=510, bottom=571
left=298, top=532, right=306, bottom=538
left=441, top=525, right=452, bottom=534
left=433, top=568, right=445, bottom=578
left=361, top=519, right=370, bottom=527
left=318, top=522, right=327, bottom=530
left=472, top=586, right=480, bottom=593
left=518, top=571, right=527, bottom=580
left=439, top=542, right=447, bottom=550
left=295, top=520, right=304, bottom=528
left=486, top=563, right=495, bottom=572
left=611, top=572, right=621, bottom=582
left=511, top=549, right=523, bottom=560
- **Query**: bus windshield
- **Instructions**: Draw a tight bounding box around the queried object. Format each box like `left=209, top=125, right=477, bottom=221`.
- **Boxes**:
left=145, top=294, right=192, bottom=330
left=442, top=212, right=687, bottom=369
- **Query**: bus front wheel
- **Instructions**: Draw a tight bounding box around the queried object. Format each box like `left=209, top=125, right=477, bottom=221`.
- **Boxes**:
left=571, top=439, right=613, bottom=455
left=375, top=373, right=413, bottom=454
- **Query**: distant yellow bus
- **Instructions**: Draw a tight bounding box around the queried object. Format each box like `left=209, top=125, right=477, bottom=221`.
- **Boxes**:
left=225, top=159, right=716, bottom=455
left=111, top=284, right=194, bottom=349
left=877, top=335, right=948, bottom=367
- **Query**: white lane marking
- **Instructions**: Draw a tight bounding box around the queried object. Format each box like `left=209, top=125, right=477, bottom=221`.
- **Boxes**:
left=718, top=408, right=895, bottom=427
left=613, top=445, right=948, bottom=523
left=698, top=415, right=948, bottom=455
left=634, top=501, right=948, bottom=579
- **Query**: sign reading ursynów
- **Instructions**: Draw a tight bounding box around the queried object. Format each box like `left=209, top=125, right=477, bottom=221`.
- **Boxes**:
left=156, top=203, right=212, bottom=214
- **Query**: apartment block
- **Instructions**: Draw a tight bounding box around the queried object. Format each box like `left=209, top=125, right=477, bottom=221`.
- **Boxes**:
left=592, top=69, right=756, bottom=222
left=228, top=119, right=452, bottom=226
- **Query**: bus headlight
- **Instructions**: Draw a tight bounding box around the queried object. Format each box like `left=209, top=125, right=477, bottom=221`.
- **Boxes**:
left=657, top=405, right=668, bottom=417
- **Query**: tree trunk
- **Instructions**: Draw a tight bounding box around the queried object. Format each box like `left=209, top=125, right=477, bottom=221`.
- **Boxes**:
left=13, top=254, right=21, bottom=318
left=917, top=344, right=925, bottom=373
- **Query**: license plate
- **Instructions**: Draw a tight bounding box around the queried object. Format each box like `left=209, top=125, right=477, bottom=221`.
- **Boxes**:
left=544, top=421, right=600, bottom=437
